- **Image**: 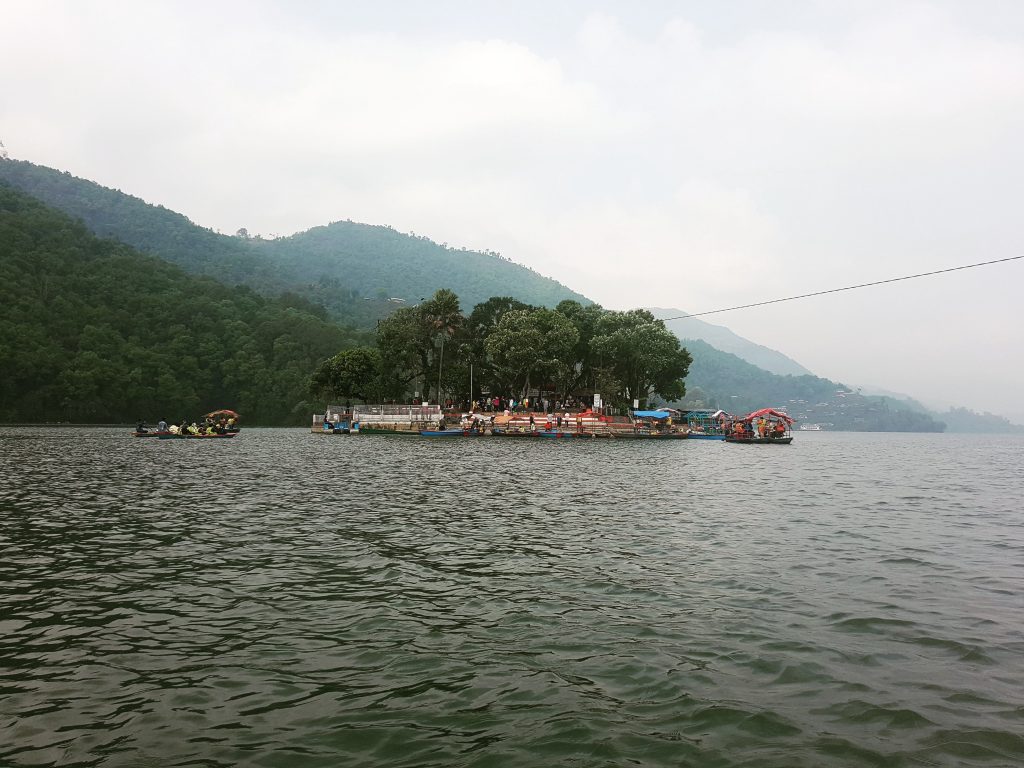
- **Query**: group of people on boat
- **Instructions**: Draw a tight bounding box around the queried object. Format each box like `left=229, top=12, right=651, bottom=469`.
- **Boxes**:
left=730, top=415, right=788, bottom=439
left=136, top=415, right=237, bottom=435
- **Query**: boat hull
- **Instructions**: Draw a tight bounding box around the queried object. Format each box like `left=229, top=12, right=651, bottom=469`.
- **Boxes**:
left=133, top=431, right=238, bottom=439
left=420, top=429, right=484, bottom=437
left=355, top=426, right=421, bottom=436
left=725, top=436, right=793, bottom=444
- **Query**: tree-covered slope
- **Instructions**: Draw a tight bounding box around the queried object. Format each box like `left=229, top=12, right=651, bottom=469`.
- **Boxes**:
left=0, top=159, right=294, bottom=292
left=0, top=183, right=366, bottom=424
left=0, top=160, right=586, bottom=321
left=254, top=220, right=588, bottom=310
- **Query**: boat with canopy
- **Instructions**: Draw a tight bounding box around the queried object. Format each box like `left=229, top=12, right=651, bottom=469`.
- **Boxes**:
left=725, top=408, right=794, bottom=444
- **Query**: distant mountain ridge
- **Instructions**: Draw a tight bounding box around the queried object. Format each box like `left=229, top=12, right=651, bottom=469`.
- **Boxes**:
left=648, top=307, right=813, bottom=376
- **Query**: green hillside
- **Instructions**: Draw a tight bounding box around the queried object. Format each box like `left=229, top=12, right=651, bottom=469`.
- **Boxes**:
left=0, top=183, right=366, bottom=424
left=0, top=159, right=292, bottom=290
left=255, top=220, right=588, bottom=310
left=0, top=160, right=586, bottom=320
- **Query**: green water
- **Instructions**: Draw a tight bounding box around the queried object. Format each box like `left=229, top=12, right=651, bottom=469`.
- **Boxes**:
left=1, top=428, right=1022, bottom=767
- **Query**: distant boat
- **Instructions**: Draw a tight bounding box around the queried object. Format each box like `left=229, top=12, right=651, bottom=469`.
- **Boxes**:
left=799, top=423, right=822, bottom=431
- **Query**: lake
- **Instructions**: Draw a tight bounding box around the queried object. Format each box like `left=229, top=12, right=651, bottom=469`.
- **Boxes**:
left=1, top=428, right=1022, bottom=767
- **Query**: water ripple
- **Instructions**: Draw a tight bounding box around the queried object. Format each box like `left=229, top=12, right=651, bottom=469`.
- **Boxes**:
left=1, top=428, right=1023, bottom=767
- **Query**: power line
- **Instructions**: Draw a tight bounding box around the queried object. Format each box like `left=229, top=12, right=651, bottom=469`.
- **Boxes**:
left=661, top=255, right=1024, bottom=322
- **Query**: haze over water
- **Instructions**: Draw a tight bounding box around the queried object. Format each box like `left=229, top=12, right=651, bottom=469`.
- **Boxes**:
left=1, top=428, right=1022, bottom=767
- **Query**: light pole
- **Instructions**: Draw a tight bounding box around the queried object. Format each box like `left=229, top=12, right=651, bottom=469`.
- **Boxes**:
left=437, top=336, right=444, bottom=405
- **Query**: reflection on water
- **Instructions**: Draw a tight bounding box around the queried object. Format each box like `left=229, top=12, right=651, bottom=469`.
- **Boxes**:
left=1, top=428, right=1023, bottom=767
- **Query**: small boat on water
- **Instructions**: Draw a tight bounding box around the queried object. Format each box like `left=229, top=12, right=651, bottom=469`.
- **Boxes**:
left=420, top=428, right=484, bottom=437
left=133, top=409, right=241, bottom=439
left=493, top=428, right=571, bottom=438
left=682, top=409, right=732, bottom=440
left=313, top=405, right=352, bottom=434
left=725, top=408, right=794, bottom=445
left=133, top=431, right=238, bottom=439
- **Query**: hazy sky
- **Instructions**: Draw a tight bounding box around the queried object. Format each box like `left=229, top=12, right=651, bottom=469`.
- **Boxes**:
left=3, top=1, right=1023, bottom=420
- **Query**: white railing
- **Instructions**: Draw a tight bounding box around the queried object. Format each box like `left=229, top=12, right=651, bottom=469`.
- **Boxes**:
left=352, top=404, right=441, bottom=423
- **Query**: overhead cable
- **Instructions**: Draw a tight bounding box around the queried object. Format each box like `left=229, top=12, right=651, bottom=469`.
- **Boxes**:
left=661, top=255, right=1024, bottom=321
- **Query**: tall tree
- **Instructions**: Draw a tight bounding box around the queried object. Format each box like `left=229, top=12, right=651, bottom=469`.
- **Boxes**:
left=589, top=309, right=692, bottom=407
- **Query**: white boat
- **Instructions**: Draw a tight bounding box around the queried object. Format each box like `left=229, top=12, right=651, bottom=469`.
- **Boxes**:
left=799, top=423, right=822, bottom=431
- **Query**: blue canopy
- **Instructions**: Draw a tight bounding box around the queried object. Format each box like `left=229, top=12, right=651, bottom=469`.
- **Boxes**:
left=633, top=410, right=670, bottom=419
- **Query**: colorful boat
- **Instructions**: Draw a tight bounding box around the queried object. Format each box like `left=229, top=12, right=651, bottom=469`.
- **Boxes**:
left=724, top=408, right=794, bottom=445
left=629, top=410, right=690, bottom=439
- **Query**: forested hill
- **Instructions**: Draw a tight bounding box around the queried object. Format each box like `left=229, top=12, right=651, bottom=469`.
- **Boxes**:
left=681, top=339, right=947, bottom=432
left=0, top=159, right=293, bottom=293
left=0, top=159, right=586, bottom=320
left=253, top=221, right=588, bottom=310
left=0, top=183, right=366, bottom=424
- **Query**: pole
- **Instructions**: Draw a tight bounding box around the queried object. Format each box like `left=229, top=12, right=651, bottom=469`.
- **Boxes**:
left=437, top=336, right=444, bottom=404
left=469, top=361, right=473, bottom=408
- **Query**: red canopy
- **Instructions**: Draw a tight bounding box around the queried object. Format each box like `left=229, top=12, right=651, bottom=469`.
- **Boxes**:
left=204, top=409, right=240, bottom=419
left=742, top=408, right=794, bottom=424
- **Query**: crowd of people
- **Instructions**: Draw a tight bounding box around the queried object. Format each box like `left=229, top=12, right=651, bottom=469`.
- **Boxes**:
left=443, top=395, right=590, bottom=414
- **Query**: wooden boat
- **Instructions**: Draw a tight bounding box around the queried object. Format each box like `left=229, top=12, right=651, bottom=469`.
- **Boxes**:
left=132, top=431, right=238, bottom=439
left=724, top=435, right=793, bottom=445
left=356, top=426, right=421, bottom=436
left=614, top=431, right=689, bottom=439
left=682, top=409, right=731, bottom=440
left=725, top=408, right=794, bottom=445
left=420, top=428, right=484, bottom=437
left=493, top=428, right=570, bottom=438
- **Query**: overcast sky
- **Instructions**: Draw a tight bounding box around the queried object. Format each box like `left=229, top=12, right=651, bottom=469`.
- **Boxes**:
left=3, top=1, right=1023, bottom=420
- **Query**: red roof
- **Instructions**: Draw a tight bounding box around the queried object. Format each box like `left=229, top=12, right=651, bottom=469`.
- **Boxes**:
left=743, top=408, right=794, bottom=424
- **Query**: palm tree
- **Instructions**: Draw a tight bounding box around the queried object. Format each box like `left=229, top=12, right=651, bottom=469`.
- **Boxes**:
left=420, top=289, right=463, bottom=402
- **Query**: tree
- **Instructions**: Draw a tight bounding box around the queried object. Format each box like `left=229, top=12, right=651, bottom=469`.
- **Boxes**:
left=420, top=289, right=463, bottom=401
left=484, top=308, right=578, bottom=396
left=589, top=310, right=691, bottom=407
left=310, top=347, right=384, bottom=402
left=376, top=306, right=432, bottom=396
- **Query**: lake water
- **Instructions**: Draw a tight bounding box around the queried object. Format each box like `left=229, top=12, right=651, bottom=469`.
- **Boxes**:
left=1, top=427, right=1022, bottom=767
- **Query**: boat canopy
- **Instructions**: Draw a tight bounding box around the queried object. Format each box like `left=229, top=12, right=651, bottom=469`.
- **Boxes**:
left=633, top=410, right=670, bottom=419
left=743, top=407, right=794, bottom=424
left=205, top=409, right=240, bottom=419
